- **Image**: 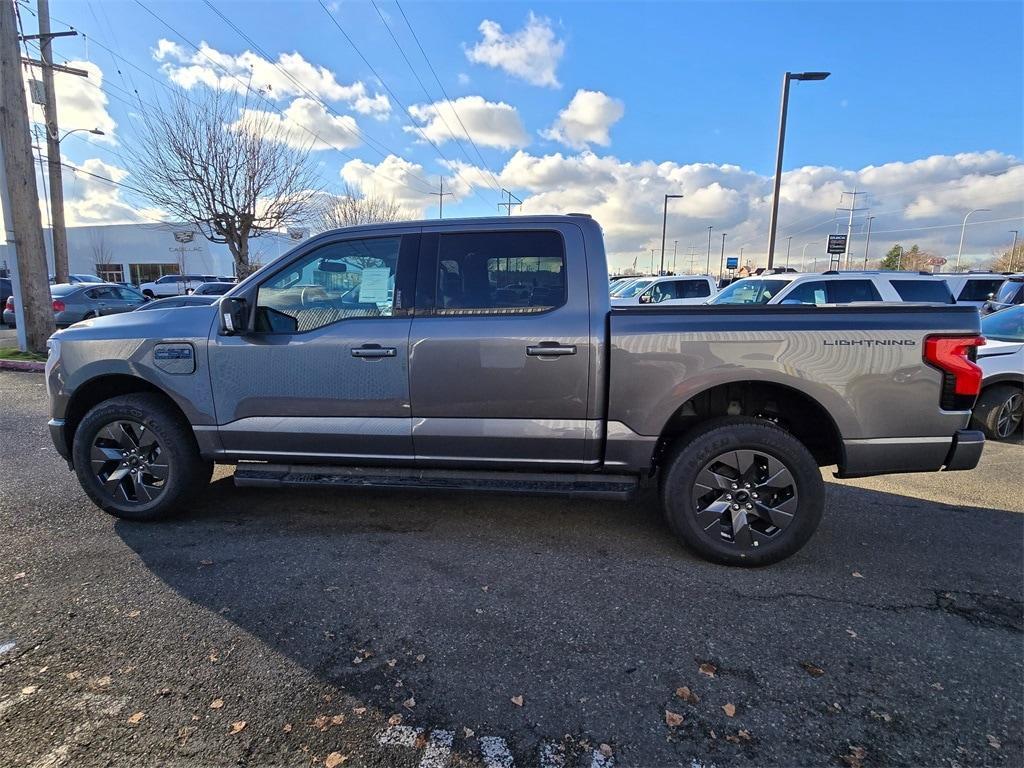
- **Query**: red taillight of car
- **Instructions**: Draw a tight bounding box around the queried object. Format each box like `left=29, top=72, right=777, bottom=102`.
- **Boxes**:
left=924, top=335, right=985, bottom=409
left=4, top=296, right=13, bottom=311
left=52, top=299, right=66, bottom=313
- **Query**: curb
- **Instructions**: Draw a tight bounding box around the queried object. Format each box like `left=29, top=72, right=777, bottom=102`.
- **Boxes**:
left=0, top=359, right=45, bottom=373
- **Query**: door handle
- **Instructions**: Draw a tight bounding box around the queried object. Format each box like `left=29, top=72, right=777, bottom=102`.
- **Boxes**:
left=526, top=342, right=577, bottom=357
left=351, top=344, right=397, bottom=359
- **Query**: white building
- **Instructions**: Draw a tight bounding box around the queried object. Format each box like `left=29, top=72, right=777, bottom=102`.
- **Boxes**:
left=0, top=222, right=304, bottom=285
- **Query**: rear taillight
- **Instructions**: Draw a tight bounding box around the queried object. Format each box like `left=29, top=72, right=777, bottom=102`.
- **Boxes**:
left=52, top=299, right=66, bottom=313
left=4, top=296, right=12, bottom=311
left=924, top=335, right=985, bottom=410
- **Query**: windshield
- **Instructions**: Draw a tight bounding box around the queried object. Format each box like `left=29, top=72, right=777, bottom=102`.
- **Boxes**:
left=710, top=279, right=791, bottom=305
left=616, top=279, right=654, bottom=299
left=981, top=306, right=1024, bottom=342
left=609, top=279, right=639, bottom=297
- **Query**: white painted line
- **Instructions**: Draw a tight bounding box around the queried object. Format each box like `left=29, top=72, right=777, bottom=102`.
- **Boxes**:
left=419, top=729, right=453, bottom=768
left=0, top=640, right=15, bottom=656
left=378, top=725, right=425, bottom=748
left=590, top=747, right=615, bottom=768
left=539, top=741, right=565, bottom=768
left=479, top=735, right=514, bottom=768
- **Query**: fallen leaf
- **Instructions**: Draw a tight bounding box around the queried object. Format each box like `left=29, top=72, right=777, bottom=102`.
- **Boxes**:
left=870, top=710, right=892, bottom=723
left=313, top=715, right=330, bottom=731
left=462, top=727, right=475, bottom=738
left=127, top=711, right=145, bottom=724
left=599, top=743, right=613, bottom=757
left=388, top=714, right=403, bottom=726
left=722, top=703, right=736, bottom=718
left=210, top=698, right=225, bottom=709
left=352, top=657, right=363, bottom=665
left=13, top=572, right=26, bottom=580
left=21, top=686, right=38, bottom=695
left=841, top=746, right=867, bottom=768
left=738, top=729, right=751, bottom=741
left=331, top=714, right=345, bottom=725
left=352, top=707, right=366, bottom=715
left=208, top=652, right=219, bottom=663
left=415, top=654, right=425, bottom=662
left=987, top=734, right=1001, bottom=750
left=282, top=723, right=293, bottom=733
left=698, top=662, right=717, bottom=678
left=664, top=709, right=684, bottom=728
left=481, top=585, right=489, bottom=592
left=325, top=753, right=348, bottom=768
left=66, top=671, right=82, bottom=681
left=675, top=686, right=700, bottom=704
left=126, top=610, right=141, bottom=618
left=403, top=697, right=416, bottom=709
left=852, top=571, right=864, bottom=578
left=930, top=682, right=944, bottom=690
left=510, top=695, right=524, bottom=707
left=92, top=675, right=112, bottom=688
left=801, top=662, right=826, bottom=677
left=229, top=721, right=246, bottom=734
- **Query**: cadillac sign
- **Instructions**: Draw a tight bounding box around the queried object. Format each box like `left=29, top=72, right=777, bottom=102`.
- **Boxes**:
left=173, top=231, right=196, bottom=244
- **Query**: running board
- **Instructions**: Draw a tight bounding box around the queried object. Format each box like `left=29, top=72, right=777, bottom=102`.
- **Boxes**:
left=233, top=463, right=638, bottom=500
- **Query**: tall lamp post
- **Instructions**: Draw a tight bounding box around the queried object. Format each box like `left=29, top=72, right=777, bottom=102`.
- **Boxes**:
left=765, top=71, right=830, bottom=269
left=660, top=194, right=684, bottom=275
left=802, top=240, right=820, bottom=272
left=1010, top=230, right=1019, bottom=272
left=705, top=226, right=713, bottom=275
left=862, top=215, right=875, bottom=269
left=718, top=233, right=727, bottom=285
left=955, top=208, right=990, bottom=272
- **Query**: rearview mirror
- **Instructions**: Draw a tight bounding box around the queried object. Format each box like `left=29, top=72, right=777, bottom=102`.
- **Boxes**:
left=219, top=297, right=248, bottom=335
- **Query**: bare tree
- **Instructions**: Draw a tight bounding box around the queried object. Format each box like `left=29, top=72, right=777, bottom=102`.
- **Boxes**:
left=125, top=88, right=321, bottom=279
left=990, top=243, right=1023, bottom=273
left=89, top=230, right=114, bottom=276
left=308, top=183, right=412, bottom=234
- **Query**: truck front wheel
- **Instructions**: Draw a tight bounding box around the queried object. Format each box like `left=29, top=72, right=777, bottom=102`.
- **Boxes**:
left=659, top=417, right=825, bottom=567
left=72, top=393, right=213, bottom=522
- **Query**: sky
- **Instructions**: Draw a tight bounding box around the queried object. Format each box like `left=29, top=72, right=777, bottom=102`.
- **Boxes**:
left=21, top=0, right=1024, bottom=272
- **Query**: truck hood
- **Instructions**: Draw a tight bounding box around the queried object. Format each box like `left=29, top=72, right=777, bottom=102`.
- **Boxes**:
left=51, top=304, right=218, bottom=342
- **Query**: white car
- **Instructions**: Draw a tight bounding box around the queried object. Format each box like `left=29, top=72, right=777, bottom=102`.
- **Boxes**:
left=939, top=273, right=1010, bottom=309
left=612, top=275, right=718, bottom=306
left=708, top=271, right=955, bottom=306
left=971, top=305, right=1023, bottom=440
left=139, top=274, right=219, bottom=298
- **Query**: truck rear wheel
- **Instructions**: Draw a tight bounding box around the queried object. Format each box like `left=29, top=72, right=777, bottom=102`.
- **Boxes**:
left=659, top=417, right=824, bottom=566
left=72, top=393, right=212, bottom=522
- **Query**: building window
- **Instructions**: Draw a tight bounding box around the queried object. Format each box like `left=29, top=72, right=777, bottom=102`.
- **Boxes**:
left=129, top=263, right=179, bottom=286
left=96, top=265, right=125, bottom=284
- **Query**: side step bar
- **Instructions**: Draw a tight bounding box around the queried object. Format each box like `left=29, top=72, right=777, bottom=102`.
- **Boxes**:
left=234, top=463, right=639, bottom=500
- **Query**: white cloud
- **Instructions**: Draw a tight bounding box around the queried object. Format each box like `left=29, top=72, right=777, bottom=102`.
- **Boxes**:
left=59, top=157, right=164, bottom=226
left=541, top=89, right=624, bottom=149
left=154, top=39, right=390, bottom=118
left=341, top=154, right=474, bottom=215
left=24, top=60, right=117, bottom=144
left=232, top=98, right=361, bottom=150
left=407, top=96, right=528, bottom=149
left=465, top=12, right=565, bottom=88
left=447, top=150, right=1022, bottom=271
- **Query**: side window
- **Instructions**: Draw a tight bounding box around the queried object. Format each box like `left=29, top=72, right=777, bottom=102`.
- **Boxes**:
left=828, top=280, right=882, bottom=303
left=678, top=279, right=711, bottom=299
left=255, top=236, right=402, bottom=333
left=642, top=282, right=675, bottom=303
left=156, top=276, right=174, bottom=285
left=434, top=231, right=566, bottom=315
left=957, top=279, right=1003, bottom=302
left=889, top=280, right=954, bottom=303
left=783, top=281, right=827, bottom=305
left=115, top=286, right=144, bottom=301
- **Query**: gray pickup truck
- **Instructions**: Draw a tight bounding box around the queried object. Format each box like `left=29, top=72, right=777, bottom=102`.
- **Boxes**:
left=45, top=215, right=986, bottom=565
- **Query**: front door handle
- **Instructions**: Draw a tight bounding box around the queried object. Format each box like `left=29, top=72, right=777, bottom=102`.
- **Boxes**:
left=351, top=344, right=397, bottom=359
left=526, top=342, right=577, bottom=357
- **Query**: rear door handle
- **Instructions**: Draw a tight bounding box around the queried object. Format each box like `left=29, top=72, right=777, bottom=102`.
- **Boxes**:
left=351, top=344, right=397, bottom=359
left=527, top=343, right=577, bottom=357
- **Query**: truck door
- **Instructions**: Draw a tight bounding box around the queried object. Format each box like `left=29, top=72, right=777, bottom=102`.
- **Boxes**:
left=408, top=224, right=595, bottom=467
left=208, top=229, right=420, bottom=461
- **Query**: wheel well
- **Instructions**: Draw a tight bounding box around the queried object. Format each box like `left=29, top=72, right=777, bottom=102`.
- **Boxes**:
left=653, top=381, right=843, bottom=470
left=63, top=375, right=186, bottom=457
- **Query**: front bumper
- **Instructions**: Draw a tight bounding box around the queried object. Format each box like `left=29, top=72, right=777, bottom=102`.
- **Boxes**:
left=48, top=418, right=70, bottom=461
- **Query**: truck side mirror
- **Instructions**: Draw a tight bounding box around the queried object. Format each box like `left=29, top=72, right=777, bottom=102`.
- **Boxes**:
left=987, top=292, right=996, bottom=300
left=219, top=297, right=248, bottom=335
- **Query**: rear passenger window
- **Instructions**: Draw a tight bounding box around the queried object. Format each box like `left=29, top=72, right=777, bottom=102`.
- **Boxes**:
left=957, top=279, right=1003, bottom=302
left=782, top=281, right=827, bottom=305
left=677, top=279, right=711, bottom=299
left=889, top=280, right=955, bottom=303
left=828, top=280, right=882, bottom=303
left=435, top=231, right=565, bottom=315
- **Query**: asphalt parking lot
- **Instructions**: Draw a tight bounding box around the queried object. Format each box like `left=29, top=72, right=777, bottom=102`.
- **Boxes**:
left=1, top=369, right=1021, bottom=768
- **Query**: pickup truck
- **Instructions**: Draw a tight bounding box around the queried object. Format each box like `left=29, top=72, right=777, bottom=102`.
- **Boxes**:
left=45, top=215, right=986, bottom=566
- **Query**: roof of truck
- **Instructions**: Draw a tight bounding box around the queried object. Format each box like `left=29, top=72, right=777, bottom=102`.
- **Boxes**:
left=312, top=214, right=599, bottom=236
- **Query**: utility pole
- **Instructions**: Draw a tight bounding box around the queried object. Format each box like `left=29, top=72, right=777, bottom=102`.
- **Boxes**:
left=1, top=0, right=56, bottom=351
left=718, top=232, right=726, bottom=285
left=1010, top=230, right=1019, bottom=271
left=688, top=244, right=697, bottom=275
left=785, top=235, right=792, bottom=269
left=660, top=193, right=683, bottom=275
left=649, top=249, right=655, bottom=275
left=836, top=188, right=868, bottom=269
left=497, top=187, right=521, bottom=216
left=705, top=226, right=713, bottom=275
left=862, top=216, right=875, bottom=269
left=430, top=176, right=453, bottom=219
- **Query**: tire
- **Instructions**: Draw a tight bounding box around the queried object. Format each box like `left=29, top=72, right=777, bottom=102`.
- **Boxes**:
left=659, top=417, right=825, bottom=567
left=971, top=385, right=1024, bottom=440
left=72, top=393, right=213, bottom=521
left=142, top=290, right=155, bottom=299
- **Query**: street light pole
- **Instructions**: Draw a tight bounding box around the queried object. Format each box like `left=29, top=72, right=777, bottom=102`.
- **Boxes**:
left=672, top=240, right=678, bottom=273
left=895, top=245, right=904, bottom=271
left=802, top=241, right=819, bottom=272
left=765, top=70, right=830, bottom=270
left=863, top=215, right=875, bottom=269
left=660, top=194, right=684, bottom=275
left=718, top=233, right=727, bottom=285
left=706, top=226, right=713, bottom=275
left=955, top=208, right=991, bottom=272
left=785, top=235, right=792, bottom=269
left=1010, top=230, right=1019, bottom=271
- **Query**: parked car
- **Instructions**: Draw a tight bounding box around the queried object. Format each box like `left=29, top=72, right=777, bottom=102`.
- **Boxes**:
left=609, top=277, right=636, bottom=294
left=939, top=273, right=1011, bottom=309
left=133, top=295, right=218, bottom=311
left=191, top=282, right=236, bottom=296
left=970, top=305, right=1023, bottom=440
left=610, top=277, right=655, bottom=300
left=49, top=273, right=105, bottom=285
left=611, top=275, right=717, bottom=306
left=4, top=282, right=146, bottom=328
left=139, top=274, right=219, bottom=298
left=982, top=275, right=1024, bottom=314
left=709, top=271, right=955, bottom=306
left=0, top=277, right=11, bottom=326
left=45, top=215, right=986, bottom=567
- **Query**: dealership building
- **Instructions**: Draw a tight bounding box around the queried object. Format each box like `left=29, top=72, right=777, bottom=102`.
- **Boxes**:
left=0, top=222, right=303, bottom=285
